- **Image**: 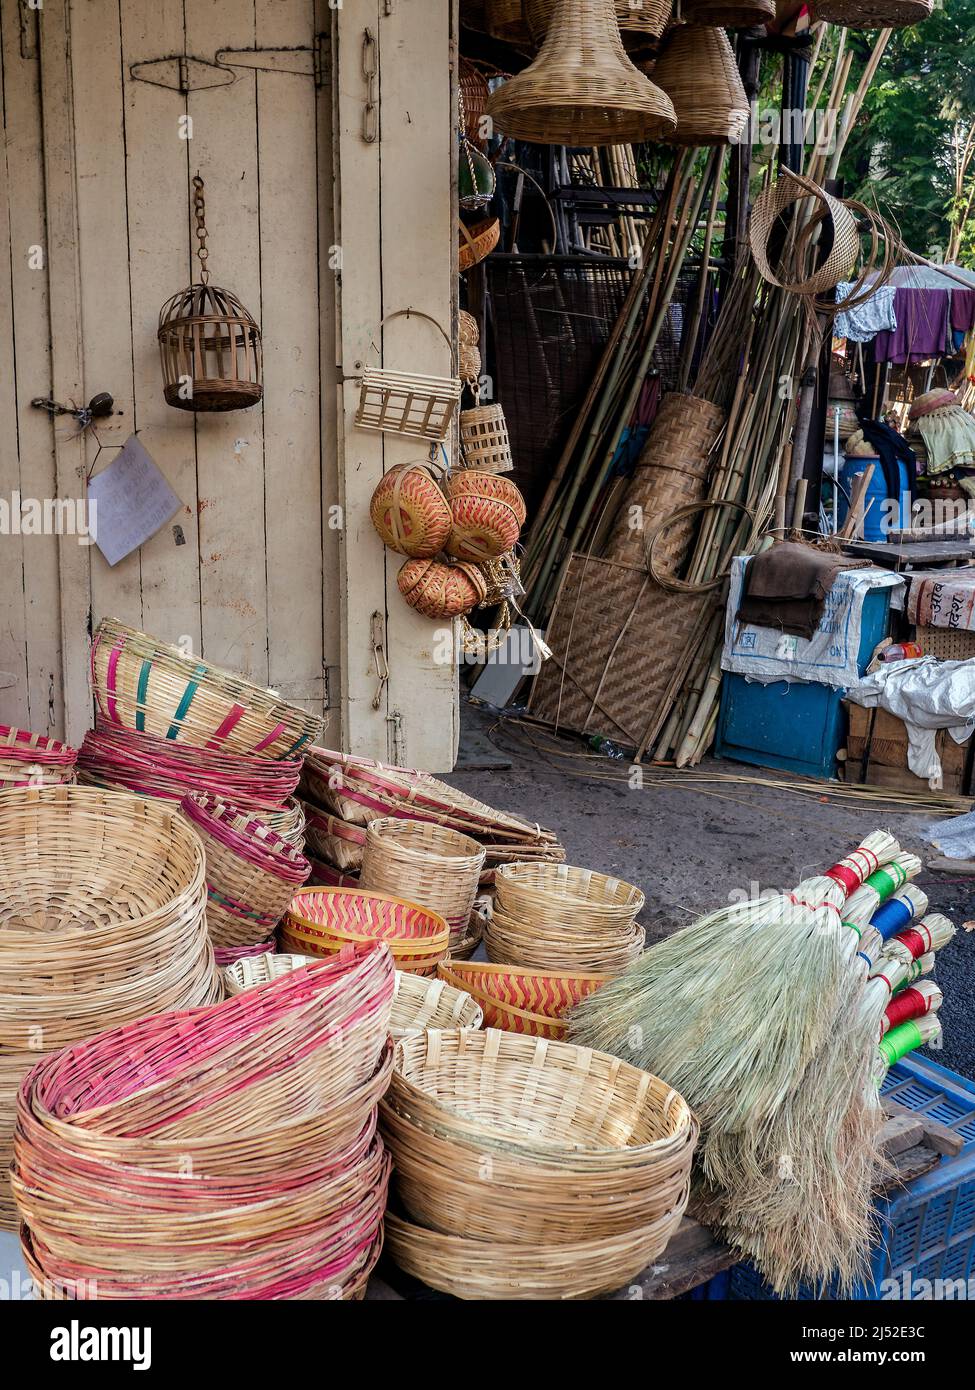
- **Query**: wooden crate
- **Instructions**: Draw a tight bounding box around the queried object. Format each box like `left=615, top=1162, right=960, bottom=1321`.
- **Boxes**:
left=843, top=704, right=969, bottom=794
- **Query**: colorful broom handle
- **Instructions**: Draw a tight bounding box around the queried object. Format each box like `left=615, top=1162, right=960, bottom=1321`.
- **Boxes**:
left=878, top=1016, right=942, bottom=1069
left=891, top=952, right=935, bottom=994
left=871, top=894, right=917, bottom=942
left=883, top=984, right=940, bottom=1035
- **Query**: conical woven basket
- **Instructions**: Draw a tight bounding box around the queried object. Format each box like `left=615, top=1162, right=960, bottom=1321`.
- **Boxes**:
left=486, top=0, right=676, bottom=146
left=812, top=0, right=931, bottom=26
left=682, top=0, right=774, bottom=23
left=649, top=25, right=749, bottom=146
left=526, top=0, right=672, bottom=39
left=604, top=392, right=725, bottom=567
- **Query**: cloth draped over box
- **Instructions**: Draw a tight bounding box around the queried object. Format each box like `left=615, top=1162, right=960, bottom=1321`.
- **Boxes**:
left=723, top=556, right=904, bottom=689
left=847, top=657, right=975, bottom=788
left=737, top=541, right=873, bottom=640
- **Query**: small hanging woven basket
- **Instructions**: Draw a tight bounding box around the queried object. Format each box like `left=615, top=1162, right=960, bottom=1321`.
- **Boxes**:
left=526, top=0, right=671, bottom=41
left=486, top=0, right=677, bottom=146
left=459, top=402, right=515, bottom=474
left=397, top=557, right=489, bottom=620
left=811, top=0, right=932, bottom=27
left=157, top=177, right=262, bottom=413
left=459, top=217, right=501, bottom=272
left=681, top=0, right=775, bottom=23
left=486, top=0, right=533, bottom=45
left=355, top=311, right=461, bottom=443
left=649, top=24, right=750, bottom=146
left=369, top=461, right=453, bottom=558
left=446, top=471, right=527, bottom=563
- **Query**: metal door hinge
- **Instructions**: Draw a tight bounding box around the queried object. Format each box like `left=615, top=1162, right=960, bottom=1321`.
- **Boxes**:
left=217, top=34, right=330, bottom=87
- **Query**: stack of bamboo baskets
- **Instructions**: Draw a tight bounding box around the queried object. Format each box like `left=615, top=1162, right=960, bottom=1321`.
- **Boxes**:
left=0, top=784, right=220, bottom=1228
left=13, top=947, right=393, bottom=1299
left=381, top=1028, right=697, bottom=1299
left=486, top=862, right=646, bottom=972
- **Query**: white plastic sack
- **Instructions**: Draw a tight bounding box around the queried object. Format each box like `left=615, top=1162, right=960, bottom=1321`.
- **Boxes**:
left=722, top=558, right=904, bottom=689
left=846, top=656, right=975, bottom=788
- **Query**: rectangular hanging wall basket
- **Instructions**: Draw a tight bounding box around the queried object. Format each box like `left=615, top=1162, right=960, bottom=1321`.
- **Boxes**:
left=355, top=310, right=461, bottom=443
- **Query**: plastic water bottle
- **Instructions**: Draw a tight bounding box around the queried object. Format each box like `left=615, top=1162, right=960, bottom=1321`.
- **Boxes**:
left=587, top=734, right=627, bottom=760
left=880, top=642, right=922, bottom=663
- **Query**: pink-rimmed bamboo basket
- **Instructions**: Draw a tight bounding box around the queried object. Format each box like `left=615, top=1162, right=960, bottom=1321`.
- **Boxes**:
left=90, top=618, right=323, bottom=759
left=359, top=818, right=486, bottom=952
left=77, top=721, right=303, bottom=809
left=0, top=725, right=77, bottom=789
left=13, top=945, right=394, bottom=1299
left=180, top=792, right=311, bottom=951
left=301, top=801, right=367, bottom=872
left=0, top=784, right=219, bottom=1229
left=282, top=887, right=450, bottom=976
left=437, top=960, right=611, bottom=1039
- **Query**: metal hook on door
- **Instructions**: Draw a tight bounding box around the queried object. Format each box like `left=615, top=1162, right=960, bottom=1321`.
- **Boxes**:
left=362, top=28, right=378, bottom=144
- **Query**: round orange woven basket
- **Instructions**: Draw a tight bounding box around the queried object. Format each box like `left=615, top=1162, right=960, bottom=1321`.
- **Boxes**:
left=397, top=557, right=488, bottom=619
left=446, top=471, right=526, bottom=563
left=437, top=960, right=611, bottom=1039
left=369, top=462, right=453, bottom=559
left=281, top=887, right=450, bottom=976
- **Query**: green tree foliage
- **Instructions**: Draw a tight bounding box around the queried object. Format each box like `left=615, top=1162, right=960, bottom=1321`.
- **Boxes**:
left=840, top=0, right=975, bottom=263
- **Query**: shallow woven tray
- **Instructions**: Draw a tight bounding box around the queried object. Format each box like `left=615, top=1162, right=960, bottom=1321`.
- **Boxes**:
left=222, top=952, right=316, bottom=996
left=437, top=960, right=611, bottom=1040
left=483, top=913, right=645, bottom=974
left=282, top=887, right=450, bottom=976
left=495, top=861, right=645, bottom=927
left=390, top=971, right=483, bottom=1039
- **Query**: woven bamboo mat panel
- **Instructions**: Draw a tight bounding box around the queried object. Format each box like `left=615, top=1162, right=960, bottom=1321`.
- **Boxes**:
left=915, top=625, right=975, bottom=662
left=530, top=553, right=711, bottom=748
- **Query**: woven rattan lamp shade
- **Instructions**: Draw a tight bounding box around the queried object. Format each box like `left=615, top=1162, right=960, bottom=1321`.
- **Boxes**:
left=682, top=0, right=774, bottom=23
left=486, top=0, right=676, bottom=146
left=812, top=0, right=931, bottom=24
left=526, top=0, right=672, bottom=40
left=649, top=25, right=749, bottom=145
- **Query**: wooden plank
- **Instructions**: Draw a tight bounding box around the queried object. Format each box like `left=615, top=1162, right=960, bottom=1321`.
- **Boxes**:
left=376, top=0, right=458, bottom=771
left=37, top=0, right=93, bottom=744
left=0, top=3, right=64, bottom=734
left=603, top=1217, right=738, bottom=1301
left=118, top=0, right=202, bottom=654
left=184, top=0, right=269, bottom=682
left=0, top=31, right=30, bottom=727
left=71, top=0, right=143, bottom=635
left=879, top=1113, right=925, bottom=1158
left=256, top=0, right=325, bottom=715
left=883, top=1097, right=966, bottom=1158
left=315, top=0, right=340, bottom=716
left=332, top=0, right=391, bottom=756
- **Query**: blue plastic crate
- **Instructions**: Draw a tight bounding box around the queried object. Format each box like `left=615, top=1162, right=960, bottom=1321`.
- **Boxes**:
left=698, top=1054, right=975, bottom=1300
left=715, top=584, right=892, bottom=780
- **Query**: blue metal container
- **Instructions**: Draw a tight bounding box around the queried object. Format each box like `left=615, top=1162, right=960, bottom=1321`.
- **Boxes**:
left=715, top=585, right=892, bottom=780
left=692, top=1055, right=975, bottom=1301
left=838, top=454, right=912, bottom=540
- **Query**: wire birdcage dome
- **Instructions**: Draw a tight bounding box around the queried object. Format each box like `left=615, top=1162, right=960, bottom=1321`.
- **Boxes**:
left=157, top=176, right=263, bottom=413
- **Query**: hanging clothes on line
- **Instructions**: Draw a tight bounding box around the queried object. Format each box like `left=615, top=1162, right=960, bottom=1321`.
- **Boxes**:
left=873, top=288, right=951, bottom=365
left=834, top=280, right=897, bottom=343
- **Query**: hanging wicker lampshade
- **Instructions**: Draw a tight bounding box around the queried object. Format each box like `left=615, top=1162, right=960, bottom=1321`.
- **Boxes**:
left=486, top=0, right=532, bottom=46
left=526, top=0, right=672, bottom=42
left=649, top=25, right=749, bottom=146
left=158, top=176, right=262, bottom=413
left=681, top=0, right=775, bottom=25
left=486, top=0, right=676, bottom=146
left=811, top=0, right=932, bottom=27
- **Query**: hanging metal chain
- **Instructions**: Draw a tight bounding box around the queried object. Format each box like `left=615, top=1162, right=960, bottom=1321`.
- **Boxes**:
left=193, top=174, right=210, bottom=284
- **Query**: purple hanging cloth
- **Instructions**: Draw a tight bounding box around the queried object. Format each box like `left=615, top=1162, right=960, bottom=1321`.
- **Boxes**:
left=873, top=288, right=951, bottom=364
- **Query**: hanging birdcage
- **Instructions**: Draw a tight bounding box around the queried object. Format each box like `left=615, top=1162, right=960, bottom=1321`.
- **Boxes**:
left=157, top=176, right=263, bottom=413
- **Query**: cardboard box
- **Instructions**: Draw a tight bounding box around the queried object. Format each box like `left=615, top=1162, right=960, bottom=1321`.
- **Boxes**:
left=843, top=704, right=968, bottom=794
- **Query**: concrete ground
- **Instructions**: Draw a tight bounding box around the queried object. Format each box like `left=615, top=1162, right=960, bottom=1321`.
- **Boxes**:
left=449, top=704, right=975, bottom=1081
